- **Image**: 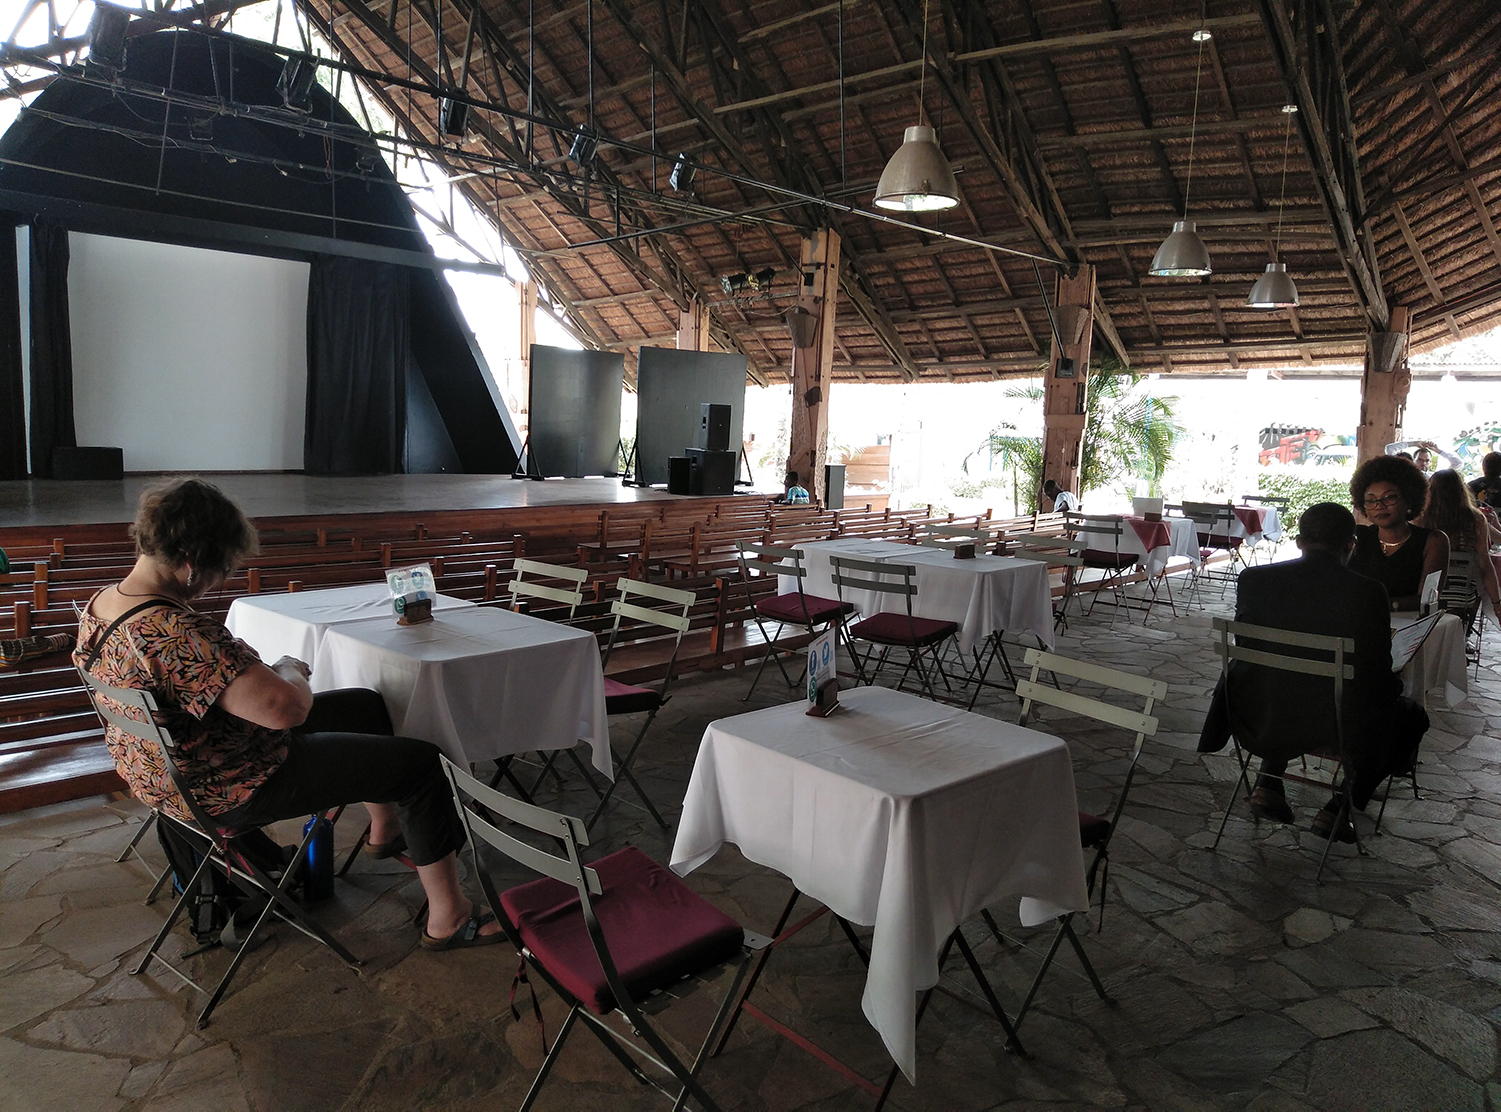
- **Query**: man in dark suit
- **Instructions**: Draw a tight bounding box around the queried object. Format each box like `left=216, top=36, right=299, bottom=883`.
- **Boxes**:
left=1198, top=502, right=1429, bottom=839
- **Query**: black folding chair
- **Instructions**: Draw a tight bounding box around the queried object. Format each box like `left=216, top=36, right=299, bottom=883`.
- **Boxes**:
left=981, top=648, right=1167, bottom=1027
left=1064, top=512, right=1140, bottom=626
left=735, top=541, right=853, bottom=701
left=830, top=555, right=959, bottom=700
left=75, top=667, right=359, bottom=1028
left=442, top=758, right=768, bottom=1112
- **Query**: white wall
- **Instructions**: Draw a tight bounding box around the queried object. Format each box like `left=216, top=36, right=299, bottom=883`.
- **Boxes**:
left=68, top=234, right=309, bottom=471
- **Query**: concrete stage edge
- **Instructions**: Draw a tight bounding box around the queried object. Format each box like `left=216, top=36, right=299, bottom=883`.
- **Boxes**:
left=0, top=474, right=748, bottom=529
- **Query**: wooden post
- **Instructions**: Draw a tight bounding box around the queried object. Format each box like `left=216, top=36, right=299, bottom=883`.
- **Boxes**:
left=676, top=296, right=710, bottom=351
left=1356, top=305, right=1411, bottom=465
left=1040, top=265, right=1096, bottom=505
left=509, top=279, right=538, bottom=443
left=789, top=229, right=840, bottom=505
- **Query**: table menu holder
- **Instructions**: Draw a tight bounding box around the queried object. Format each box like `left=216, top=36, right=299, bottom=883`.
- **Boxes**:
left=807, top=678, right=841, bottom=717
left=952, top=543, right=976, bottom=560
left=387, top=563, right=437, bottom=626
left=805, top=628, right=840, bottom=716
left=395, top=596, right=433, bottom=625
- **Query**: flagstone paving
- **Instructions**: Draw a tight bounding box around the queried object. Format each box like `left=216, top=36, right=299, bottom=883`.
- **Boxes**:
left=2, top=583, right=1499, bottom=1110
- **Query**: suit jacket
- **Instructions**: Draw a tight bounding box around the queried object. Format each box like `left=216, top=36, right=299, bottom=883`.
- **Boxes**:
left=1198, top=550, right=1399, bottom=767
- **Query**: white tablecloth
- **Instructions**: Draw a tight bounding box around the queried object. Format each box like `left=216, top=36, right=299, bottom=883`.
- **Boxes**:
left=783, top=538, right=1055, bottom=652
left=1227, top=505, right=1284, bottom=545
left=671, top=686, right=1088, bottom=1082
left=1121, top=517, right=1203, bottom=577
left=314, top=605, right=612, bottom=775
left=1393, top=611, right=1467, bottom=709
left=225, top=583, right=474, bottom=665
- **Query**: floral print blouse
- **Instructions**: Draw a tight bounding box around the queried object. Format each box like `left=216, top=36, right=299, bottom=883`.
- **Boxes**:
left=74, top=596, right=289, bottom=821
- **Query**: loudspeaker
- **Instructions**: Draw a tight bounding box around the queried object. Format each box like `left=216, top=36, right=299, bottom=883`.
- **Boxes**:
left=698, top=403, right=731, bottom=451
left=52, top=446, right=124, bottom=480
left=824, top=463, right=845, bottom=510
left=667, top=456, right=693, bottom=495
left=686, top=448, right=736, bottom=495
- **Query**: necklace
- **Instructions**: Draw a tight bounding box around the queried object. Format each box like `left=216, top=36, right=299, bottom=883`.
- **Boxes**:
left=1378, top=531, right=1411, bottom=553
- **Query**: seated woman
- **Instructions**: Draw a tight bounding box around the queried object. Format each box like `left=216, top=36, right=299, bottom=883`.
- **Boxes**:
left=74, top=479, right=500, bottom=949
left=1347, top=454, right=1448, bottom=611
left=1418, top=469, right=1501, bottom=625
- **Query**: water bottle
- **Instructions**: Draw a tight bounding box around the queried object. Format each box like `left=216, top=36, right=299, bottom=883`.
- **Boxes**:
left=301, top=815, right=335, bottom=902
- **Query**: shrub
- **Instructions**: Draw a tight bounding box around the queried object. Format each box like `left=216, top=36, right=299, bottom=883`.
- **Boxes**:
left=1254, top=472, right=1354, bottom=533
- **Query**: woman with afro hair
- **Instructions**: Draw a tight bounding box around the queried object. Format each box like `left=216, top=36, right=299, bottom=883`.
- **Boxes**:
left=1348, top=454, right=1448, bottom=611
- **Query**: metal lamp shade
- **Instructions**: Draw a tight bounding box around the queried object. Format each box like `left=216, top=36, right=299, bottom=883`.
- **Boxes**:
left=1149, top=220, right=1212, bottom=277
left=874, top=126, right=960, bottom=212
left=1246, top=262, right=1300, bottom=308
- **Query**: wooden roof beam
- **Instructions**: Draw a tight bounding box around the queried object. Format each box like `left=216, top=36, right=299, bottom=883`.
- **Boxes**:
left=1391, top=201, right=1462, bottom=339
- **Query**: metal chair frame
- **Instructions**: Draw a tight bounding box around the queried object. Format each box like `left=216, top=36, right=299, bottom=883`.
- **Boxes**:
left=508, top=558, right=589, bottom=619
left=829, top=555, right=957, bottom=700
left=1064, top=513, right=1144, bottom=626
left=1208, top=618, right=1361, bottom=882
left=981, top=648, right=1166, bottom=1027
left=735, top=541, right=851, bottom=701
left=1182, top=501, right=1247, bottom=602
left=75, top=667, right=359, bottom=1028
left=441, top=758, right=767, bottom=1112
left=588, top=577, right=697, bottom=830
left=1438, top=548, right=1484, bottom=677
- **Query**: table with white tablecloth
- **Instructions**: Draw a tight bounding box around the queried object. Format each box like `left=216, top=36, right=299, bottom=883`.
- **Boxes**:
left=781, top=537, right=1055, bottom=652
left=225, top=583, right=474, bottom=665
left=1121, top=516, right=1202, bottom=577
left=313, top=604, right=612, bottom=776
left=671, top=686, right=1089, bottom=1083
left=1228, top=504, right=1284, bottom=545
left=1392, top=611, right=1468, bottom=709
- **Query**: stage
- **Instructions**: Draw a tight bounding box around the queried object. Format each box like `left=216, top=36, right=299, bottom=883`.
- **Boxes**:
left=0, top=473, right=748, bottom=530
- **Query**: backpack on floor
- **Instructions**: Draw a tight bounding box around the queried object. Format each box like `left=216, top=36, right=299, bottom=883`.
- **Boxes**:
left=155, top=821, right=289, bottom=946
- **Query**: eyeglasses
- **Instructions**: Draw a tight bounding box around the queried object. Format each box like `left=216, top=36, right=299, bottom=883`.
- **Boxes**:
left=1362, top=493, right=1402, bottom=509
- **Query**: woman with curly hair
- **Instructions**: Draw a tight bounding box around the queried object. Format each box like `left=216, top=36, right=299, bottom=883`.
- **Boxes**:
left=1418, top=469, right=1501, bottom=624
left=1347, top=454, right=1448, bottom=611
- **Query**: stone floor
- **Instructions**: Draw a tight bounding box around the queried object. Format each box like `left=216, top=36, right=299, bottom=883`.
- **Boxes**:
left=4, top=583, right=1501, bottom=1110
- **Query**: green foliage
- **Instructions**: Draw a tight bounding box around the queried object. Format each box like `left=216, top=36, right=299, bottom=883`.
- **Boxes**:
left=1253, top=472, right=1353, bottom=530
left=964, top=354, right=1182, bottom=508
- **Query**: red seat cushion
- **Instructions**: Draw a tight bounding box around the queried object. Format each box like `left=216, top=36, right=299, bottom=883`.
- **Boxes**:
left=756, top=592, right=854, bottom=626
left=499, top=846, right=744, bottom=1015
left=603, top=677, right=661, bottom=715
left=1197, top=533, right=1242, bottom=549
left=849, top=611, right=959, bottom=646
left=1079, top=811, right=1111, bottom=848
left=1081, top=549, right=1136, bottom=569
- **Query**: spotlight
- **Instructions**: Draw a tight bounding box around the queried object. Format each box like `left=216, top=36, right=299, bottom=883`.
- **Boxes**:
left=720, top=273, right=750, bottom=296
left=355, top=149, right=382, bottom=175
left=669, top=154, right=695, bottom=191
left=86, top=5, right=131, bottom=73
left=753, top=267, right=776, bottom=291
left=188, top=114, right=214, bottom=142
left=439, top=98, right=468, bottom=138
left=568, top=128, right=597, bottom=166
left=277, top=56, right=318, bottom=112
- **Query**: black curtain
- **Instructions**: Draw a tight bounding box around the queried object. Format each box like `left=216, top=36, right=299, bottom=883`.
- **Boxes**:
left=304, top=255, right=408, bottom=475
left=0, top=218, right=24, bottom=479
left=28, top=218, right=74, bottom=478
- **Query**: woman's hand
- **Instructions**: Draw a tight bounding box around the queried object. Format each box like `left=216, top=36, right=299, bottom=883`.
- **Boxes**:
left=218, top=660, right=314, bottom=730
left=271, top=655, right=312, bottom=680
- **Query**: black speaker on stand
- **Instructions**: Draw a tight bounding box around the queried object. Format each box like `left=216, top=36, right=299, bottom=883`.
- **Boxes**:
left=698, top=403, right=732, bottom=451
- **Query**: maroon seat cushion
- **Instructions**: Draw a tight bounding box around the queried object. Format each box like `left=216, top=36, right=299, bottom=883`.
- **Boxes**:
left=1197, top=533, right=1242, bottom=549
left=603, top=677, right=661, bottom=715
left=1081, top=549, right=1136, bottom=570
left=1079, top=811, right=1111, bottom=848
left=849, top=611, right=959, bottom=646
left=756, top=592, right=854, bottom=626
left=499, top=846, right=744, bottom=1015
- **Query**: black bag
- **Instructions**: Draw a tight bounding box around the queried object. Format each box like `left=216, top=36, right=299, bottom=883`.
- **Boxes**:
left=155, top=820, right=289, bottom=945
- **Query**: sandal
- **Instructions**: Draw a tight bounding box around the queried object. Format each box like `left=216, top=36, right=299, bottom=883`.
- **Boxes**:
left=363, top=832, right=408, bottom=860
left=420, top=906, right=505, bottom=951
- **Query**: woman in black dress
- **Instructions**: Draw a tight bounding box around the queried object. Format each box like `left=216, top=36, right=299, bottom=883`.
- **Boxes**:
left=1348, top=455, right=1448, bottom=611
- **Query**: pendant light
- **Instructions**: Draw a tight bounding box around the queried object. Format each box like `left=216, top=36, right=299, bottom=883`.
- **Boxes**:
left=1247, top=104, right=1301, bottom=308
left=874, top=0, right=959, bottom=212
left=1150, top=29, right=1213, bottom=277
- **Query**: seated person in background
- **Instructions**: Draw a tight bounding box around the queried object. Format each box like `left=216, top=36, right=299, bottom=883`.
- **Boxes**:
left=1385, top=439, right=1461, bottom=474
left=1041, top=478, right=1080, bottom=513
left=775, top=470, right=810, bottom=505
left=74, top=479, right=501, bottom=950
left=1348, top=454, right=1448, bottom=612
left=1198, top=503, right=1429, bottom=839
left=1419, top=469, right=1501, bottom=624
left=1467, top=451, right=1501, bottom=509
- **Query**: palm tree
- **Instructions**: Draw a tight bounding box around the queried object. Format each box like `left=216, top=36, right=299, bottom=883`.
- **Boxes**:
left=966, top=354, right=1181, bottom=510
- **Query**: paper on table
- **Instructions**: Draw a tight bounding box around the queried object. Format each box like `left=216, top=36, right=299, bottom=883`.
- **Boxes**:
left=1391, top=612, right=1442, bottom=671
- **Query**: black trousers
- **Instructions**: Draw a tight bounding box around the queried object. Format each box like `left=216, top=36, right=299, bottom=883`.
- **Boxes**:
left=216, top=689, right=465, bottom=867
left=1259, top=695, right=1429, bottom=810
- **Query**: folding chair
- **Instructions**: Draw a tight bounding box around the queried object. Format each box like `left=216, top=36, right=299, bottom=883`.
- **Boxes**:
left=75, top=667, right=359, bottom=1028
left=1005, top=532, right=1087, bottom=632
left=735, top=541, right=854, bottom=701
left=441, top=758, right=767, bottom=1112
left=1064, top=513, right=1141, bottom=625
left=1183, top=501, right=1246, bottom=600
left=981, top=648, right=1167, bottom=1027
left=508, top=558, right=588, bottom=619
left=1439, top=549, right=1484, bottom=675
left=1207, top=618, right=1360, bottom=882
left=588, top=578, right=696, bottom=831
left=829, top=555, right=959, bottom=700
left=1240, top=494, right=1289, bottom=564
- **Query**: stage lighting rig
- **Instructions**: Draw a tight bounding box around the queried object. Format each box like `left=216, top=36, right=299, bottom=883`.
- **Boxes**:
left=86, top=5, right=131, bottom=74
left=277, top=56, right=318, bottom=112
left=669, top=154, right=695, bottom=191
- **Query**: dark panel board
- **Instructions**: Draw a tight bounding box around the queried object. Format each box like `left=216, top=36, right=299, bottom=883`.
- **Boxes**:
left=527, top=345, right=624, bottom=477
left=634, top=347, right=747, bottom=487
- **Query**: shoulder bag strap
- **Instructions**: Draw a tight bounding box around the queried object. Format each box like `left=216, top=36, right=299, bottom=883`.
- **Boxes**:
left=81, top=598, right=181, bottom=673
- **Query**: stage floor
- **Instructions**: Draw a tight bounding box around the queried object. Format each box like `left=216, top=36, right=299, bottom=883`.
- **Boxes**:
left=0, top=474, right=726, bottom=528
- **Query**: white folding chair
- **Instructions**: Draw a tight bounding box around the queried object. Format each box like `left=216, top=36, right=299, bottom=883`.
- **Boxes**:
left=829, top=555, right=960, bottom=700
left=508, top=558, right=588, bottom=619
left=735, top=541, right=853, bottom=701
left=1064, top=513, right=1141, bottom=625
